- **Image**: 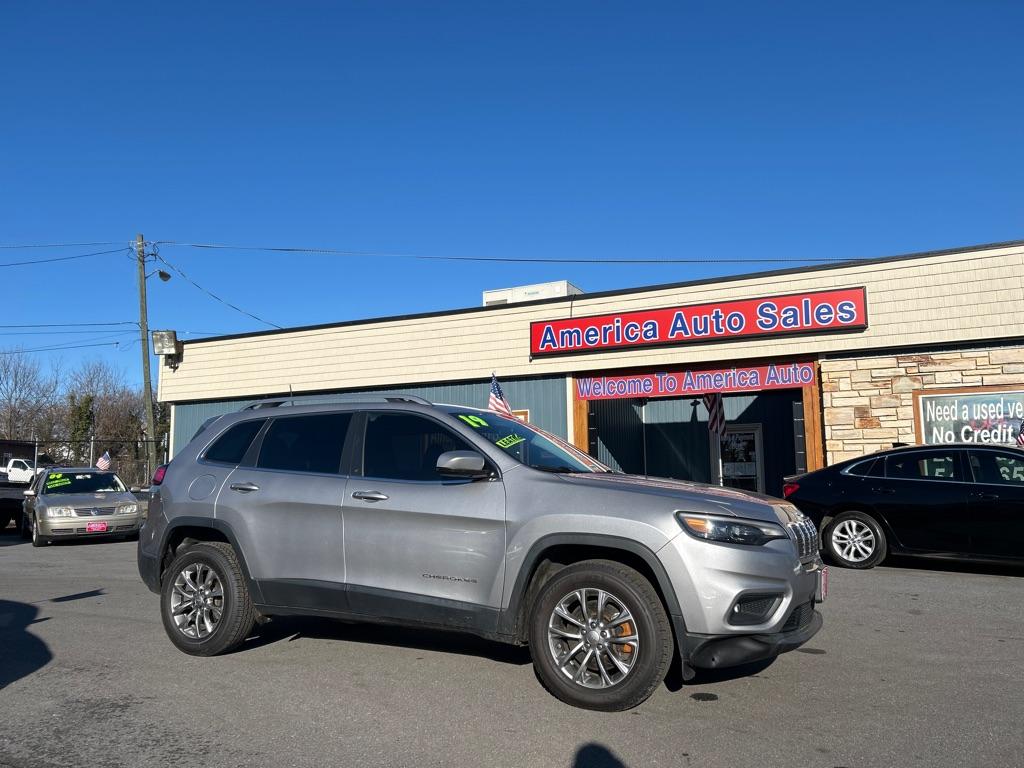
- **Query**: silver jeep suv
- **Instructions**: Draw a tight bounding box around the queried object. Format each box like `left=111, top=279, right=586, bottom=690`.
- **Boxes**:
left=138, top=395, right=824, bottom=710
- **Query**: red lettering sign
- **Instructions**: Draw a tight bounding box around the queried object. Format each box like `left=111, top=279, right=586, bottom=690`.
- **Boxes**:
left=530, top=288, right=867, bottom=356
left=576, top=363, right=817, bottom=401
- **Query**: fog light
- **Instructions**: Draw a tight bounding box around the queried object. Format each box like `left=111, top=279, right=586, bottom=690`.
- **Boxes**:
left=728, top=593, right=782, bottom=626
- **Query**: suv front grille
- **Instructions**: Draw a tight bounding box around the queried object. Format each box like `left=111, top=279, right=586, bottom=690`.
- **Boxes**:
left=788, top=517, right=818, bottom=560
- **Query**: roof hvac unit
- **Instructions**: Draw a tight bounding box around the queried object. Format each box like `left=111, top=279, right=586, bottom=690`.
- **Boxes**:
left=482, top=280, right=583, bottom=307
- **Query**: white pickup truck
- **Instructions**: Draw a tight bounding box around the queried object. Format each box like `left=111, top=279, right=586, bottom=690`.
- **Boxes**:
left=3, top=458, right=42, bottom=484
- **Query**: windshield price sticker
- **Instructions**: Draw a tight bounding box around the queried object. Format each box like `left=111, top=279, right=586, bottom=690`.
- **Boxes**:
left=45, top=474, right=71, bottom=490
left=458, top=414, right=489, bottom=428
left=496, top=434, right=526, bottom=449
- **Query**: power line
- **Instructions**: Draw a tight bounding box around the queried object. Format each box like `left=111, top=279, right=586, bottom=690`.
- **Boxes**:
left=152, top=251, right=283, bottom=329
left=156, top=240, right=858, bottom=264
left=0, top=247, right=129, bottom=268
left=0, top=340, right=126, bottom=356
left=0, top=241, right=126, bottom=249
left=0, top=321, right=137, bottom=329
left=0, top=329, right=138, bottom=336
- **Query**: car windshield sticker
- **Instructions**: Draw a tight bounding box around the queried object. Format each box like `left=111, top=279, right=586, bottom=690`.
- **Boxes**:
left=45, top=474, right=71, bottom=490
left=496, top=434, right=526, bottom=449
left=458, top=414, right=489, bottom=428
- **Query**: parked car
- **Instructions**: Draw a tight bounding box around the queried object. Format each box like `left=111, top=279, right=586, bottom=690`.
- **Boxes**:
left=784, top=443, right=1024, bottom=569
left=138, top=395, right=825, bottom=711
left=4, top=458, right=42, bottom=484
left=22, top=468, right=143, bottom=546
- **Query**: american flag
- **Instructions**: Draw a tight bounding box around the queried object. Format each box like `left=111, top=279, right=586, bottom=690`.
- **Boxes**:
left=1017, top=422, right=1024, bottom=447
left=96, top=451, right=112, bottom=470
left=488, top=373, right=515, bottom=417
left=703, top=393, right=726, bottom=436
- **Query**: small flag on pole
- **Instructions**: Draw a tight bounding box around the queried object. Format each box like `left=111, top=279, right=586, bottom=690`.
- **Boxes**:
left=1016, top=422, right=1024, bottom=447
left=703, top=393, right=726, bottom=436
left=96, top=451, right=112, bottom=470
left=488, top=373, right=516, bottom=418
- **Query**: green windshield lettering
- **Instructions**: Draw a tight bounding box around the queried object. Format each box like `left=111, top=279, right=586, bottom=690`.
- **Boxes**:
left=496, top=434, right=525, bottom=449
left=458, top=414, right=489, bottom=428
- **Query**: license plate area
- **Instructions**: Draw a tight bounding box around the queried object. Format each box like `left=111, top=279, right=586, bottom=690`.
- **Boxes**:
left=85, top=521, right=108, bottom=533
left=815, top=566, right=829, bottom=603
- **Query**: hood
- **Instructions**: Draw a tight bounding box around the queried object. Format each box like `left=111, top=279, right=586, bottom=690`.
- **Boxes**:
left=38, top=491, right=137, bottom=508
left=556, top=472, right=790, bottom=523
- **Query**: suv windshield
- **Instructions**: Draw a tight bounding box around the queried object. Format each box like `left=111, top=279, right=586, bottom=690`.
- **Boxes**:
left=444, top=408, right=610, bottom=473
left=42, top=471, right=126, bottom=495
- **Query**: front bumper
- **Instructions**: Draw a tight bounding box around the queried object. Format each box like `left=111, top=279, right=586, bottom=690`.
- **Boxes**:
left=38, top=515, right=141, bottom=538
left=684, top=605, right=823, bottom=668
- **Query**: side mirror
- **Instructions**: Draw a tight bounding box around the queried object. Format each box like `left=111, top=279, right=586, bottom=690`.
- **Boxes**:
left=23, top=489, right=35, bottom=497
left=436, top=450, right=491, bottom=479
left=130, top=486, right=143, bottom=494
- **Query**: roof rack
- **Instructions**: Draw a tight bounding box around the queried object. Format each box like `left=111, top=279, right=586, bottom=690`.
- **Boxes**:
left=241, top=394, right=433, bottom=411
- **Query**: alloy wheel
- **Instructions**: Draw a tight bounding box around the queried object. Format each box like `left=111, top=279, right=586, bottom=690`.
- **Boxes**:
left=547, top=588, right=639, bottom=689
left=170, top=562, right=225, bottom=640
left=831, top=519, right=875, bottom=562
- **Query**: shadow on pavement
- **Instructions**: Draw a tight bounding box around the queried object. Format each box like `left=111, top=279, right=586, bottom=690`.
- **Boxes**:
left=238, top=614, right=533, bottom=665
left=51, top=589, right=106, bottom=603
left=0, top=599, right=53, bottom=690
left=573, top=744, right=628, bottom=768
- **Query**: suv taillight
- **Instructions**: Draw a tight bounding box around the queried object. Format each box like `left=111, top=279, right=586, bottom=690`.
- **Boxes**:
left=151, top=465, right=168, bottom=485
left=782, top=482, right=799, bottom=499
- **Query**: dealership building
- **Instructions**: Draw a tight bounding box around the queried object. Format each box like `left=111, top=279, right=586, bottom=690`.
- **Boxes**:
left=157, top=240, right=1024, bottom=497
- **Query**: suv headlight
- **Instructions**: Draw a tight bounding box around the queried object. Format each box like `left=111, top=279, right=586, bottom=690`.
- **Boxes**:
left=116, top=503, right=138, bottom=516
left=46, top=506, right=75, bottom=519
left=677, top=512, right=789, bottom=546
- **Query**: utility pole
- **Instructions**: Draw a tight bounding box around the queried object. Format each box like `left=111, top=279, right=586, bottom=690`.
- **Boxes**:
left=137, top=234, right=158, bottom=477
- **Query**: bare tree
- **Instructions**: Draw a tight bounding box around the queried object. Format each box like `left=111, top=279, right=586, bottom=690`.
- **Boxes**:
left=0, top=352, right=60, bottom=440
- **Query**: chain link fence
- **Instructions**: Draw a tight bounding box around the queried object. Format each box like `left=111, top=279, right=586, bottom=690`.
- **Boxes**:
left=27, top=439, right=166, bottom=489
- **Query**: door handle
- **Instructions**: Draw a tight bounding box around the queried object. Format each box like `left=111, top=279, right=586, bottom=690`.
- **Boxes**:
left=352, top=490, right=389, bottom=502
left=229, top=482, right=260, bottom=493
left=974, top=492, right=1000, bottom=501
left=870, top=487, right=896, bottom=495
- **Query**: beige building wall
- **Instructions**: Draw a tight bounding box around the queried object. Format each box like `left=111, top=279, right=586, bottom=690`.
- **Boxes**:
left=158, top=242, right=1024, bottom=404
left=821, top=344, right=1024, bottom=463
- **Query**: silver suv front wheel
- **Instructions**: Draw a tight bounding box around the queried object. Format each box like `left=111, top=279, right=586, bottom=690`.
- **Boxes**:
left=529, top=559, right=673, bottom=711
left=547, top=588, right=639, bottom=689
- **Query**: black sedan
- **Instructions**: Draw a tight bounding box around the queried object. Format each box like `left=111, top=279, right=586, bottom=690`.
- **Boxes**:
left=784, top=443, right=1024, bottom=569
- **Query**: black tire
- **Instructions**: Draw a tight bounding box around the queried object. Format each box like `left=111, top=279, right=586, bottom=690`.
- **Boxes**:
left=824, top=511, right=887, bottom=569
left=160, top=542, right=256, bottom=656
left=528, top=559, right=673, bottom=711
left=30, top=516, right=48, bottom=547
left=0, top=511, right=14, bottom=533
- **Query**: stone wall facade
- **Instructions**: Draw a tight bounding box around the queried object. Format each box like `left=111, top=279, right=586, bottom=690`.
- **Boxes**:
left=820, top=344, right=1024, bottom=463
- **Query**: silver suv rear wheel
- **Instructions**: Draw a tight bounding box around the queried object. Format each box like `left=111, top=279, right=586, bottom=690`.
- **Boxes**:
left=170, top=563, right=225, bottom=639
left=160, top=541, right=256, bottom=656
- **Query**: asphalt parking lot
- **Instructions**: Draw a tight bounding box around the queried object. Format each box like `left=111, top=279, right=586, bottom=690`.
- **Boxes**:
left=1, top=530, right=1021, bottom=768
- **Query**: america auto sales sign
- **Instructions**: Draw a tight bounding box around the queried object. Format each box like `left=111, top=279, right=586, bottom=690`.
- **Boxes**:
left=530, top=287, right=868, bottom=356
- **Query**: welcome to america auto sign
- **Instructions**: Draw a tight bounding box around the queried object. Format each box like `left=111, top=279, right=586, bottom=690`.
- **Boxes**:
left=530, top=288, right=868, bottom=356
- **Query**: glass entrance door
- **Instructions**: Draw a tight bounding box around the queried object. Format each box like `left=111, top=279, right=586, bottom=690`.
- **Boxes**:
left=711, top=424, right=764, bottom=493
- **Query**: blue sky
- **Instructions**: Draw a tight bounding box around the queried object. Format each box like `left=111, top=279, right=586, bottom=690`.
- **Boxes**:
left=2, top=1, right=1021, bottom=386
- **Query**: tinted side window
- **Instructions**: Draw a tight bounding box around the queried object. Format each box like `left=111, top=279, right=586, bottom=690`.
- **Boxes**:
left=846, top=458, right=881, bottom=477
left=363, top=412, right=475, bottom=481
left=204, top=420, right=266, bottom=465
left=968, top=450, right=1024, bottom=485
left=885, top=451, right=960, bottom=481
left=257, top=413, right=351, bottom=474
